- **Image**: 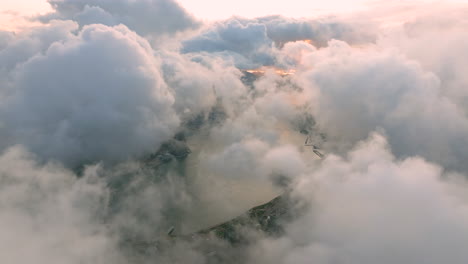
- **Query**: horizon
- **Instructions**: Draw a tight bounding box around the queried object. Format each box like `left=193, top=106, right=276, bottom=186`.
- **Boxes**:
left=2, top=0, right=467, bottom=31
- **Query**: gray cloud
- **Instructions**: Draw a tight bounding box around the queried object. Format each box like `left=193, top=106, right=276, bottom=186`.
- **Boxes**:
left=1, top=23, right=179, bottom=167
left=0, top=20, right=78, bottom=72
left=182, top=19, right=276, bottom=69
left=249, top=15, right=375, bottom=47
left=296, top=39, right=468, bottom=172
left=0, top=146, right=122, bottom=264
left=2, top=2, right=468, bottom=263
left=157, top=50, right=247, bottom=117
left=0, top=31, right=15, bottom=50
left=249, top=133, right=468, bottom=264
left=181, top=16, right=375, bottom=69
left=379, top=10, right=468, bottom=116
left=0, top=145, right=208, bottom=263
left=40, top=0, right=200, bottom=36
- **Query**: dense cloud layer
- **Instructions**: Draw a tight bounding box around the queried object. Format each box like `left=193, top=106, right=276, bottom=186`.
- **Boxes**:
left=380, top=9, right=468, bottom=115
left=250, top=134, right=468, bottom=264
left=1, top=1, right=468, bottom=263
left=1, top=23, right=179, bottom=167
left=297, top=40, right=468, bottom=172
left=0, top=146, right=121, bottom=264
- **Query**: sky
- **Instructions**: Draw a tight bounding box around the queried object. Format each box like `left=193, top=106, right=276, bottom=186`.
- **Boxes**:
left=177, top=0, right=468, bottom=19
left=176, top=0, right=372, bottom=19
left=6, top=0, right=369, bottom=17
left=1, top=0, right=467, bottom=32
left=2, top=0, right=466, bottom=25
left=0, top=0, right=370, bottom=31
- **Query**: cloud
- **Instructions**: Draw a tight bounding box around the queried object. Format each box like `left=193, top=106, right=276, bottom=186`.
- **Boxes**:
left=182, top=19, right=275, bottom=69
left=182, top=16, right=375, bottom=69
left=296, top=39, right=468, bottom=172
left=0, top=31, right=15, bottom=50
left=378, top=6, right=468, bottom=115
left=0, top=146, right=122, bottom=264
left=157, top=49, right=247, bottom=117
left=249, top=133, right=468, bottom=264
left=2, top=1, right=468, bottom=263
left=0, top=23, right=179, bottom=167
left=252, top=15, right=375, bottom=47
left=0, top=20, right=78, bottom=72
left=0, top=145, right=206, bottom=263
left=40, top=0, right=200, bottom=36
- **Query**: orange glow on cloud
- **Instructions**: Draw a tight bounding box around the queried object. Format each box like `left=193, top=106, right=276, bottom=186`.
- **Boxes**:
left=244, top=67, right=296, bottom=77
